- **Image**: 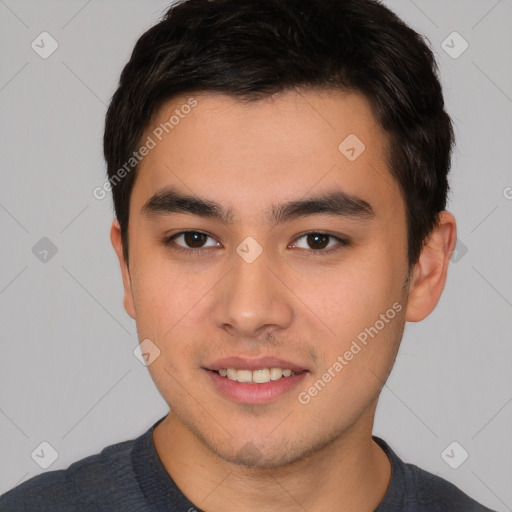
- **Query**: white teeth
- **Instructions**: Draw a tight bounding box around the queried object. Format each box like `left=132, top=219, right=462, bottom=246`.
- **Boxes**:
left=236, top=369, right=253, bottom=383
left=217, top=367, right=297, bottom=383
left=253, top=368, right=270, bottom=383
left=269, top=368, right=283, bottom=380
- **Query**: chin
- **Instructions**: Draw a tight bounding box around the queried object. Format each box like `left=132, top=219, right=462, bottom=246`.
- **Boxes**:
left=216, top=441, right=304, bottom=469
left=200, top=425, right=331, bottom=470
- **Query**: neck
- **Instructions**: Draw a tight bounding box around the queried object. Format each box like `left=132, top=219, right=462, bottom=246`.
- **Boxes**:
left=153, top=406, right=392, bottom=512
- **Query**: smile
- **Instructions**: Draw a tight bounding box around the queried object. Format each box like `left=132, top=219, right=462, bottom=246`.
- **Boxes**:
left=216, top=367, right=297, bottom=383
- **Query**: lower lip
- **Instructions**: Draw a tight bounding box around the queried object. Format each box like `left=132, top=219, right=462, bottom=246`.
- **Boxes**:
left=204, top=369, right=308, bottom=404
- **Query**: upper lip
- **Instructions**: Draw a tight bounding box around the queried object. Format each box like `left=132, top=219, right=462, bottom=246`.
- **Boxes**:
left=204, top=356, right=308, bottom=372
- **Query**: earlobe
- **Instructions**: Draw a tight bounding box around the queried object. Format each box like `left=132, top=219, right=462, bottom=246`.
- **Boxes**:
left=405, top=211, right=457, bottom=322
left=110, top=219, right=137, bottom=320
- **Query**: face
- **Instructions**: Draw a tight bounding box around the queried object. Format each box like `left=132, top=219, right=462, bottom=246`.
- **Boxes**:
left=113, top=89, right=413, bottom=467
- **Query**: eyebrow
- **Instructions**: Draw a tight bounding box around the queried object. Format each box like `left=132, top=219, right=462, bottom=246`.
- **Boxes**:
left=141, top=185, right=375, bottom=224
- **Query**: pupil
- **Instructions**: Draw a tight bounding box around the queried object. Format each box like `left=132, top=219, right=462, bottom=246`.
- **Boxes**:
left=308, top=234, right=328, bottom=249
left=185, top=232, right=206, bottom=248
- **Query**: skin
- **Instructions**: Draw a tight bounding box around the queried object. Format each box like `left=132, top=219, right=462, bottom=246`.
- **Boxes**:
left=111, top=88, right=457, bottom=512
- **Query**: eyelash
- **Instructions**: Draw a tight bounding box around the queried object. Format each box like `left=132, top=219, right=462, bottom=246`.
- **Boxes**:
left=162, top=230, right=350, bottom=256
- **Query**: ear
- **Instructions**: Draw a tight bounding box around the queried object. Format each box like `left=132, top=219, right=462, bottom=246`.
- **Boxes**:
left=405, top=211, right=457, bottom=322
left=110, top=219, right=136, bottom=319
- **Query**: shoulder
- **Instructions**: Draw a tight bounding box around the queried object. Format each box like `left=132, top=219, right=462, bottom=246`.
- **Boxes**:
left=0, top=437, right=139, bottom=512
left=374, top=436, right=496, bottom=512
left=401, top=461, right=494, bottom=511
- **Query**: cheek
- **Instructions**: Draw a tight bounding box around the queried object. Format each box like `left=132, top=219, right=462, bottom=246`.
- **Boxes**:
left=129, top=256, right=192, bottom=337
left=311, top=253, right=405, bottom=342
left=129, top=255, right=211, bottom=367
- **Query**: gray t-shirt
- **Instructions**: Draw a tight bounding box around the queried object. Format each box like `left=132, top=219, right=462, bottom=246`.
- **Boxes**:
left=0, top=415, right=495, bottom=511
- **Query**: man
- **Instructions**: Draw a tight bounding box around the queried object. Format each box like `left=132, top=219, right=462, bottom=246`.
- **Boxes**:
left=0, top=0, right=496, bottom=510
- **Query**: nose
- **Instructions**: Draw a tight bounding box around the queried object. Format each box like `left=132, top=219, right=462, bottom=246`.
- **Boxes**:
left=210, top=246, right=294, bottom=340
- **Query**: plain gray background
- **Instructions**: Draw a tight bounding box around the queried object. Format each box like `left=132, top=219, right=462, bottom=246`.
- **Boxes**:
left=0, top=0, right=511, bottom=510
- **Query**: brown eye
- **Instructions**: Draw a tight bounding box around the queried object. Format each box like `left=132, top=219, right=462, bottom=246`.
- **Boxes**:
left=291, top=232, right=349, bottom=255
left=183, top=232, right=208, bottom=248
left=165, top=231, right=219, bottom=251
left=306, top=233, right=330, bottom=249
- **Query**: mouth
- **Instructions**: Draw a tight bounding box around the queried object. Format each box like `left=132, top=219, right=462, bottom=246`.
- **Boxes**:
left=203, top=356, right=309, bottom=404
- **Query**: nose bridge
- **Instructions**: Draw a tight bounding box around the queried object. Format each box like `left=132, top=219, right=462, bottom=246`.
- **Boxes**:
left=211, top=244, right=293, bottom=336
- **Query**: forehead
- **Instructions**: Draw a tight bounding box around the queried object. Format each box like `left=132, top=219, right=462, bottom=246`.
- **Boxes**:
left=133, top=89, right=403, bottom=223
